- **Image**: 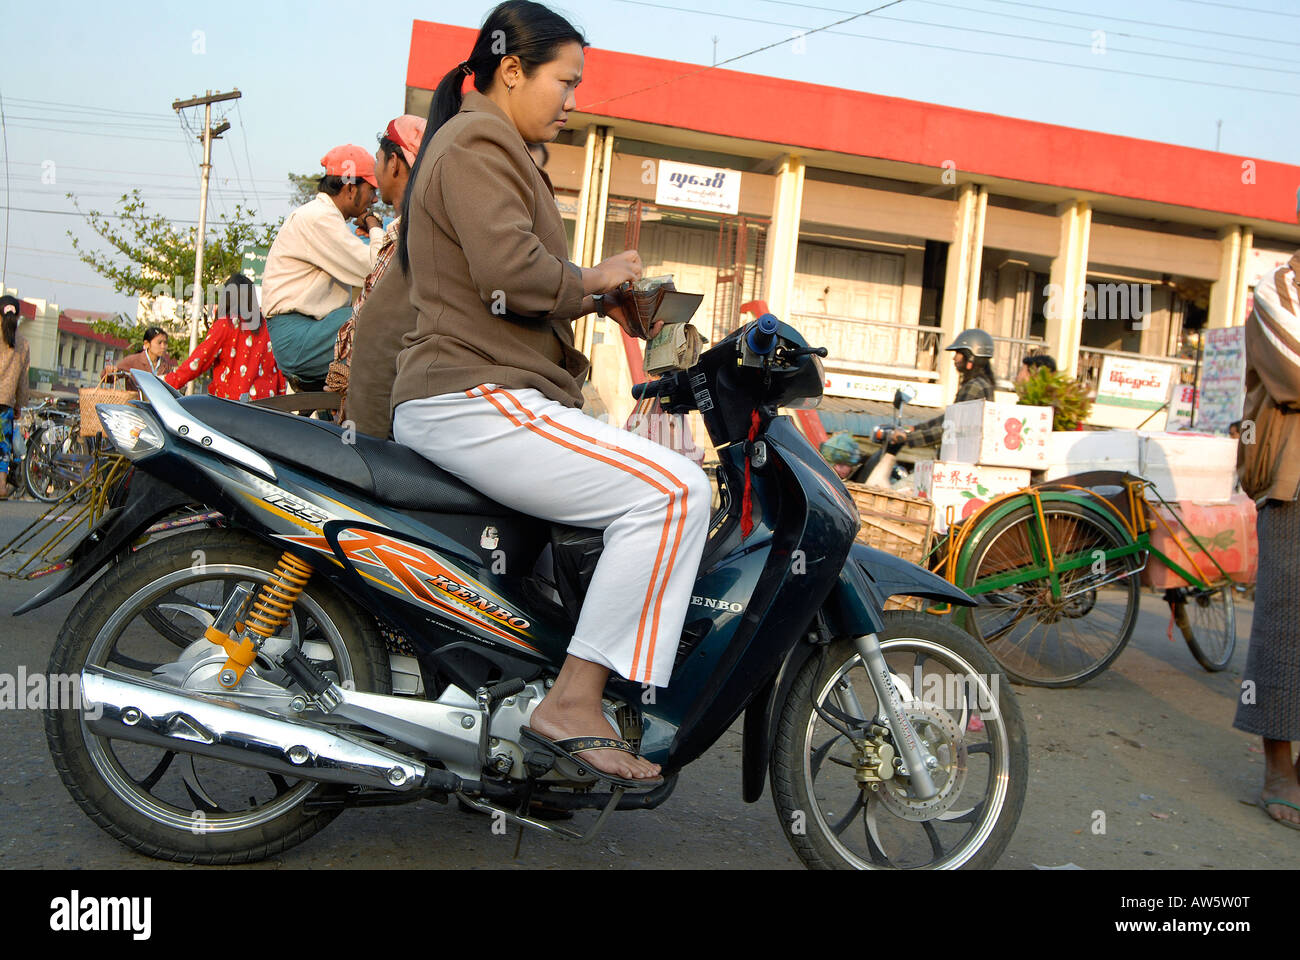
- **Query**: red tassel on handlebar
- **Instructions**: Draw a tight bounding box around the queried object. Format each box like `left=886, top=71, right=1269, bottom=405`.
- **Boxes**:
left=741, top=409, right=762, bottom=538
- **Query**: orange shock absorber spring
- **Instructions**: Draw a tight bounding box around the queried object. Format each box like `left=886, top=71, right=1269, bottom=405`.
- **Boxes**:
left=212, top=552, right=314, bottom=688
left=246, top=552, right=314, bottom=638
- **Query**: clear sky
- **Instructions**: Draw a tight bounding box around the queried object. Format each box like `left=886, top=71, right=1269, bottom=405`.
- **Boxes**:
left=2, top=0, right=1297, bottom=314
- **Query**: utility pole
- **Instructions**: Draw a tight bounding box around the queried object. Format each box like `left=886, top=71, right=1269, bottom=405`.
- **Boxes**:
left=171, top=89, right=240, bottom=370
left=1215, top=119, right=1223, bottom=152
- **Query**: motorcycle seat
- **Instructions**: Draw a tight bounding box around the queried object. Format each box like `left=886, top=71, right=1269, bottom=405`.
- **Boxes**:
left=177, top=395, right=517, bottom=515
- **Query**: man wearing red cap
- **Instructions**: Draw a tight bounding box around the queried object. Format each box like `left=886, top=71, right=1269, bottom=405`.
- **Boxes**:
left=262, top=144, right=387, bottom=390
left=326, top=116, right=425, bottom=415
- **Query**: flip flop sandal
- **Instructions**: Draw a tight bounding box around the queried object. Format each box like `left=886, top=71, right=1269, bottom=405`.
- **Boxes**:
left=1257, top=797, right=1300, bottom=831
left=519, top=726, right=664, bottom=791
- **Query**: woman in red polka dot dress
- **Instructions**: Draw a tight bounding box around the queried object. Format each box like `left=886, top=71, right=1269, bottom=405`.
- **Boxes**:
left=166, top=274, right=288, bottom=401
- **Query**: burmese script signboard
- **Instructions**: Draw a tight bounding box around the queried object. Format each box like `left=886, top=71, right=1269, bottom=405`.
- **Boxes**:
left=655, top=160, right=742, bottom=215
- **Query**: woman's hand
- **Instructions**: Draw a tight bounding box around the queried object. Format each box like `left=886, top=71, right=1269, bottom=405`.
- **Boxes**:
left=584, top=250, right=642, bottom=295
left=606, top=300, right=664, bottom=341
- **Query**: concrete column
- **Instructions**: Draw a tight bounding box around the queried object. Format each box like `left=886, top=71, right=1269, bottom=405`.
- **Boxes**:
left=574, top=126, right=614, bottom=358
left=1207, top=226, right=1242, bottom=330
left=938, top=183, right=988, bottom=400
left=1207, top=225, right=1255, bottom=329
left=1045, top=200, right=1092, bottom=378
left=1238, top=226, right=1254, bottom=319
left=570, top=124, right=600, bottom=271
left=760, top=154, right=805, bottom=323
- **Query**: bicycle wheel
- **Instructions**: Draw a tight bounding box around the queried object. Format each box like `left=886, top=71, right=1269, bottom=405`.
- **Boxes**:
left=24, top=425, right=74, bottom=502
left=959, top=499, right=1139, bottom=687
left=1172, top=585, right=1236, bottom=672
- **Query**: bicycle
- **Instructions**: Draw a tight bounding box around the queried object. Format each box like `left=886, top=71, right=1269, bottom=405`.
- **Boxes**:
left=25, top=412, right=98, bottom=503
left=928, top=470, right=1241, bottom=687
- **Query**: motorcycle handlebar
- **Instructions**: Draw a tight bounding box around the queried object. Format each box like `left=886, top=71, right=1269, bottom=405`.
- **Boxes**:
left=746, top=313, right=780, bottom=356
left=631, top=372, right=679, bottom=401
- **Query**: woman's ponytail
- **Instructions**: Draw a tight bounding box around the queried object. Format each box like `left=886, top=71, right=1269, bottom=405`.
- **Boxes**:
left=397, top=1, right=586, bottom=274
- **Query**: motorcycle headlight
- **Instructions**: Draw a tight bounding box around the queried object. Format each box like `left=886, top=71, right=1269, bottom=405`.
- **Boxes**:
left=96, top=405, right=165, bottom=460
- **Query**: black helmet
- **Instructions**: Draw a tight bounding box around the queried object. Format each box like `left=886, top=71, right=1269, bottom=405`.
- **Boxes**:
left=944, top=328, right=994, bottom=358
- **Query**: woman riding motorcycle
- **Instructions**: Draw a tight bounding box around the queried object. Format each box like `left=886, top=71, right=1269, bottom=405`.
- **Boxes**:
left=360, top=1, right=712, bottom=786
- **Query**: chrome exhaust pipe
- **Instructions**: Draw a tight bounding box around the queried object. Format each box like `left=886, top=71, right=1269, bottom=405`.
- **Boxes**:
left=80, top=666, right=428, bottom=792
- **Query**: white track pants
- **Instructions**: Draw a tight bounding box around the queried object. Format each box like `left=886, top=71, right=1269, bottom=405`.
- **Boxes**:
left=393, top=385, right=711, bottom=688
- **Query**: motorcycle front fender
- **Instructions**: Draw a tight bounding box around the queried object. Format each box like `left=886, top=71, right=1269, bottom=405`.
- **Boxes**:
left=822, top=542, right=975, bottom=639
left=741, top=544, right=976, bottom=803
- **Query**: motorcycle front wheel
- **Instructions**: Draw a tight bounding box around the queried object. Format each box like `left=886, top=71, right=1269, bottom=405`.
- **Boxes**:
left=45, top=529, right=391, bottom=864
left=771, top=611, right=1028, bottom=869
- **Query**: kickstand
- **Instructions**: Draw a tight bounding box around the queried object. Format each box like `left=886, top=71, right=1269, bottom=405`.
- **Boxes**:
left=513, top=780, right=536, bottom=860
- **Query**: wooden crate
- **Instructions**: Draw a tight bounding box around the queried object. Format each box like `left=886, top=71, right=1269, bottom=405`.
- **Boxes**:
left=843, top=482, right=936, bottom=568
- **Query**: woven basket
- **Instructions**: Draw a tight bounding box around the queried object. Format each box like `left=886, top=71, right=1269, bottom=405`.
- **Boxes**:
left=79, top=375, right=137, bottom=437
left=843, top=482, right=936, bottom=568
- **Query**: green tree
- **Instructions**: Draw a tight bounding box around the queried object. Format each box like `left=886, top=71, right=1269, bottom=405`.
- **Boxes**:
left=87, top=313, right=144, bottom=356
left=287, top=172, right=320, bottom=210
left=67, top=189, right=280, bottom=356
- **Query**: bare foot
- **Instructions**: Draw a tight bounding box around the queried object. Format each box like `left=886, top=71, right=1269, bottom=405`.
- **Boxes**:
left=1260, top=739, right=1300, bottom=826
left=528, top=699, right=661, bottom=782
left=1261, top=773, right=1300, bottom=826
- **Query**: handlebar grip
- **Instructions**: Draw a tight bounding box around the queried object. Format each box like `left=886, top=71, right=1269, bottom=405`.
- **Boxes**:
left=746, top=313, right=780, bottom=356
left=631, top=372, right=678, bottom=402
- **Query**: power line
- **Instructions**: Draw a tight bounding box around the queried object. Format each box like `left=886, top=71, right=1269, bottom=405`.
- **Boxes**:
left=587, top=0, right=907, bottom=108
left=970, top=0, right=1300, bottom=48
left=912, top=0, right=1298, bottom=66
left=2, top=123, right=188, bottom=145
left=0, top=159, right=290, bottom=185
left=1176, top=0, right=1291, bottom=13
left=614, top=0, right=1300, bottom=99
left=4, top=96, right=178, bottom=121
left=3, top=270, right=118, bottom=291
left=4, top=114, right=179, bottom=130
left=1, top=89, right=10, bottom=288
left=4, top=172, right=294, bottom=195
left=6, top=245, right=85, bottom=258
left=0, top=203, right=280, bottom=227
left=235, top=100, right=264, bottom=210
left=749, top=0, right=1300, bottom=76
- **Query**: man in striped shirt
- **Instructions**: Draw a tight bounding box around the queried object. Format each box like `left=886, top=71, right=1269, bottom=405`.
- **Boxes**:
left=1232, top=251, right=1300, bottom=829
left=326, top=116, right=426, bottom=418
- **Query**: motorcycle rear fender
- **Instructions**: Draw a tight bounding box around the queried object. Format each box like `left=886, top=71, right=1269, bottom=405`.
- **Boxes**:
left=12, top=471, right=196, bottom=616
left=739, top=542, right=975, bottom=803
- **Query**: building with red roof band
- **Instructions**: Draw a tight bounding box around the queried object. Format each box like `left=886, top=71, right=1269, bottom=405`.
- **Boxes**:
left=401, top=20, right=1298, bottom=429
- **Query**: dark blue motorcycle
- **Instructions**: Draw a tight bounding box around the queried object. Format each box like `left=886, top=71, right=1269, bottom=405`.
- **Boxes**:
left=23, top=313, right=1026, bottom=869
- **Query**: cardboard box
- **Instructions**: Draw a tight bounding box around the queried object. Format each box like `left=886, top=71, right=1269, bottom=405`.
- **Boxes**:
left=939, top=400, right=1054, bottom=469
left=1139, top=432, right=1237, bottom=504
left=1141, top=494, right=1257, bottom=589
left=915, top=461, right=1032, bottom=534
left=1042, top=429, right=1142, bottom=481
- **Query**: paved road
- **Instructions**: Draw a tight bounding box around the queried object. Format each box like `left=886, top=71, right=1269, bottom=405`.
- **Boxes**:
left=1, top=499, right=1295, bottom=870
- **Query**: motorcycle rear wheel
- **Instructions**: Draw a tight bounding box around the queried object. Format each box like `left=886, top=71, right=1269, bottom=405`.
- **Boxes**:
left=771, top=611, right=1027, bottom=869
left=45, top=529, right=391, bottom=864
